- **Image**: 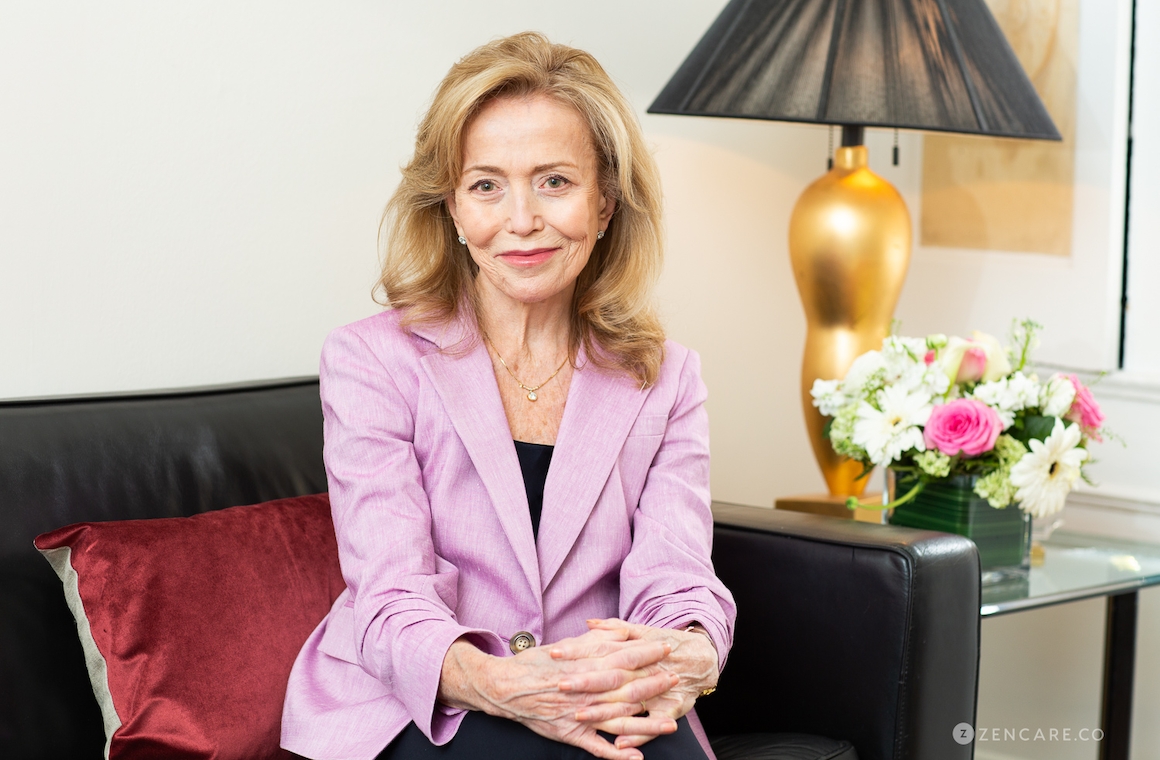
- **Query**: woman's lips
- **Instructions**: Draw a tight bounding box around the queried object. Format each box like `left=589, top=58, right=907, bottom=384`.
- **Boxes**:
left=497, top=248, right=556, bottom=266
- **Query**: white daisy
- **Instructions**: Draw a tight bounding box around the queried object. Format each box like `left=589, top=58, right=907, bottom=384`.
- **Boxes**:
left=1040, top=373, right=1077, bottom=417
left=852, top=384, right=932, bottom=467
left=1009, top=418, right=1088, bottom=518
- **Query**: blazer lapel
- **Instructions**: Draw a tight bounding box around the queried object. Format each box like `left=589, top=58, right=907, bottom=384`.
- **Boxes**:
left=415, top=318, right=543, bottom=599
left=537, top=349, right=650, bottom=589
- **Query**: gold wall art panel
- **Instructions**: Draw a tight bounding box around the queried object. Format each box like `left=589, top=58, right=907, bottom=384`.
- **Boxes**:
left=921, top=0, right=1078, bottom=255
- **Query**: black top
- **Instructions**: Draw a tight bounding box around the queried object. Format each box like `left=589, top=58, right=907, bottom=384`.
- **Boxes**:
left=513, top=440, right=553, bottom=541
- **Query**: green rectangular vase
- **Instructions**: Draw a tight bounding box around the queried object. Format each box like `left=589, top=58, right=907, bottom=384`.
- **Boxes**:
left=889, top=474, right=1031, bottom=584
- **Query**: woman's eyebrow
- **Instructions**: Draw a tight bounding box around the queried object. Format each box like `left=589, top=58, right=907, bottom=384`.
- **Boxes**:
left=531, top=162, right=579, bottom=173
left=462, top=162, right=580, bottom=175
left=462, top=164, right=505, bottom=175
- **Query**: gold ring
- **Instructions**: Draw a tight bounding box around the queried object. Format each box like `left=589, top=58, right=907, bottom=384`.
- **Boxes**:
left=639, top=700, right=648, bottom=715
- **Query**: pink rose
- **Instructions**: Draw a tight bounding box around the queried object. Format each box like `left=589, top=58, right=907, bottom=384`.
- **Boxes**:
left=1066, top=374, right=1105, bottom=440
left=938, top=332, right=1013, bottom=384
left=957, top=346, right=988, bottom=383
left=923, top=398, right=1004, bottom=457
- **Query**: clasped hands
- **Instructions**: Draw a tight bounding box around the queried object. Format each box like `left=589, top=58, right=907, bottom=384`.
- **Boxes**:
left=439, top=618, right=719, bottom=760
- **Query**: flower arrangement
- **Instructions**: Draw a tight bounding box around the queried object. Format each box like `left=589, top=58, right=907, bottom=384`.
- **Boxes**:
left=810, top=321, right=1107, bottom=519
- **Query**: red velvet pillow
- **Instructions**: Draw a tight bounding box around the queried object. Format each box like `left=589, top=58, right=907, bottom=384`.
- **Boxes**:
left=35, top=494, right=345, bottom=760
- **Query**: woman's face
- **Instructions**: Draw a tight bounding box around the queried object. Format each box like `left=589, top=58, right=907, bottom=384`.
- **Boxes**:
left=447, top=94, right=615, bottom=311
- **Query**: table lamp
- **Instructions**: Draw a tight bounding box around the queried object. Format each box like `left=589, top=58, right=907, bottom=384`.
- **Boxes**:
left=648, top=0, right=1061, bottom=511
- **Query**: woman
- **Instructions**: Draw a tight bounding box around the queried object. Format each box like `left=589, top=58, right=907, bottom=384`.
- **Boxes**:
left=282, top=32, right=735, bottom=760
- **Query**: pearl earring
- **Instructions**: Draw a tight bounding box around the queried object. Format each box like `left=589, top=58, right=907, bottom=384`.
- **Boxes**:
left=457, top=236, right=467, bottom=245
left=596, top=230, right=605, bottom=240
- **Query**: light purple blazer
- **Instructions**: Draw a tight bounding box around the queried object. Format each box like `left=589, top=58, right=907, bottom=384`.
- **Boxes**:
left=280, top=309, right=736, bottom=760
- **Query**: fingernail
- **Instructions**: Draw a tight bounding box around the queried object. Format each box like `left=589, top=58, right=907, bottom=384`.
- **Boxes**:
left=662, top=643, right=672, bottom=654
left=615, top=738, right=628, bottom=749
left=575, top=710, right=588, bottom=721
left=670, top=673, right=680, bottom=685
left=559, top=680, right=572, bottom=691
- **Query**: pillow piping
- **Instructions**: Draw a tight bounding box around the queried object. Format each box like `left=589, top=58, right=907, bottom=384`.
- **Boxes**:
left=40, top=544, right=122, bottom=760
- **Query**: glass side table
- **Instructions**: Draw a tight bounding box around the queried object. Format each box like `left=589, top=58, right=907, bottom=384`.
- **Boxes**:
left=978, top=532, right=1160, bottom=760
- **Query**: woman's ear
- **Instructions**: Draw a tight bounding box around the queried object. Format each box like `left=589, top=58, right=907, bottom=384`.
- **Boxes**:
left=445, top=193, right=459, bottom=227
left=598, top=193, right=616, bottom=226
left=445, top=194, right=466, bottom=240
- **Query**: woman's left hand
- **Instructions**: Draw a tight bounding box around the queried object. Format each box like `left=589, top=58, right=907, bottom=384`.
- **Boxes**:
left=554, top=618, right=719, bottom=751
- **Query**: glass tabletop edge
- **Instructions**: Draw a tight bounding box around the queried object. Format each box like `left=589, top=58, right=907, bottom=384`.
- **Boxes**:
left=981, top=578, right=1150, bottom=616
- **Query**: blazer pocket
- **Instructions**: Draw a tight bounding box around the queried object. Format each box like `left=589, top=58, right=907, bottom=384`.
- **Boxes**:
left=627, top=414, right=667, bottom=438
left=318, top=600, right=360, bottom=665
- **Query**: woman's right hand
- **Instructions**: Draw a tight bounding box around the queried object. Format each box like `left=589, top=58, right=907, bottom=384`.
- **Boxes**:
left=439, top=628, right=679, bottom=760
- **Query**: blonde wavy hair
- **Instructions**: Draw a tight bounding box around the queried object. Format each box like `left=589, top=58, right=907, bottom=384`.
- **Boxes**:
left=376, top=31, right=666, bottom=387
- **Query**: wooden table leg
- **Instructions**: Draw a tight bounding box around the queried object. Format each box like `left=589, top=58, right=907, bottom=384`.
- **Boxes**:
left=1100, top=591, right=1138, bottom=760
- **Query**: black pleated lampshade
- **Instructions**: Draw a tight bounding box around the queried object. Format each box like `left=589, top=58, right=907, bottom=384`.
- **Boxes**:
left=649, top=0, right=1061, bottom=140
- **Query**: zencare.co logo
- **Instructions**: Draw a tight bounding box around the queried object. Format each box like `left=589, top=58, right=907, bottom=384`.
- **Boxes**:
left=952, top=723, right=1104, bottom=745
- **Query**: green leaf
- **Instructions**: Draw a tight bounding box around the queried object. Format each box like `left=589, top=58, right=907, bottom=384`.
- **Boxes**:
left=822, top=417, right=834, bottom=440
left=1011, top=415, right=1057, bottom=445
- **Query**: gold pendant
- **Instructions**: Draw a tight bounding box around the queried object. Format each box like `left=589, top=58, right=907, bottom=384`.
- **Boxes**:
left=527, top=391, right=537, bottom=401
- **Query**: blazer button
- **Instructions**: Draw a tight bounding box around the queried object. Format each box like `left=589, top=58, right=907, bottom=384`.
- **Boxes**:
left=509, top=631, right=536, bottom=653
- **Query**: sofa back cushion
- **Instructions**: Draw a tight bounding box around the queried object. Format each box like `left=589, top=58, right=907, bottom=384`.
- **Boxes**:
left=35, top=494, right=344, bottom=760
left=0, top=380, right=327, bottom=758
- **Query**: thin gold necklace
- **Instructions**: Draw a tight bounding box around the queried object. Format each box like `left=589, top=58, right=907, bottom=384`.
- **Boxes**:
left=484, top=334, right=568, bottom=402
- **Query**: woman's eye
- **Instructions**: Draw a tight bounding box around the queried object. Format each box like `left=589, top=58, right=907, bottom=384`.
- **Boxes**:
left=474, top=181, right=494, bottom=192
left=545, top=176, right=568, bottom=189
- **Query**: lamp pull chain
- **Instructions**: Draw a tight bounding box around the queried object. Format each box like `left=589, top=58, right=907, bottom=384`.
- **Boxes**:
left=827, top=125, right=834, bottom=170
left=892, top=128, right=900, bottom=166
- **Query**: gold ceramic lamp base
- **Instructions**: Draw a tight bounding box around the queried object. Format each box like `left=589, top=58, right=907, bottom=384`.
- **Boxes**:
left=789, top=142, right=911, bottom=499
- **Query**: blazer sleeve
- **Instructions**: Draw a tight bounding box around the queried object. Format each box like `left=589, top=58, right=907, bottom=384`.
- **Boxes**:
left=618, top=348, right=737, bottom=672
left=320, top=325, right=508, bottom=744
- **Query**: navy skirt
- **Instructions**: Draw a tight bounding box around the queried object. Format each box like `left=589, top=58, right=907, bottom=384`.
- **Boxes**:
left=377, top=711, right=710, bottom=759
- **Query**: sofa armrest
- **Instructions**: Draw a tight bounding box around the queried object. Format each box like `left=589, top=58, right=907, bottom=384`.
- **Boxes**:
left=698, top=503, right=980, bottom=760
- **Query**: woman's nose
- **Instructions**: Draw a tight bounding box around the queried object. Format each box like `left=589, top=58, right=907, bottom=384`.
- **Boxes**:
left=506, top=187, right=543, bottom=236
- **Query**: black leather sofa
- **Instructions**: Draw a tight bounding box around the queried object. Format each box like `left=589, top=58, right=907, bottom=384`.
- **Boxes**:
left=0, top=378, right=980, bottom=759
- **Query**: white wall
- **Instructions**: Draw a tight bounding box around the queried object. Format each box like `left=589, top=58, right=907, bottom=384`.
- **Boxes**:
left=895, top=0, right=1132, bottom=372
left=0, top=0, right=835, bottom=502
left=1, top=1, right=1156, bottom=758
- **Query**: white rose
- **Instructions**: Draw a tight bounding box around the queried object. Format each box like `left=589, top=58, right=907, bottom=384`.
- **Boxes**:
left=970, top=331, right=1013, bottom=382
left=1041, top=373, right=1078, bottom=417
